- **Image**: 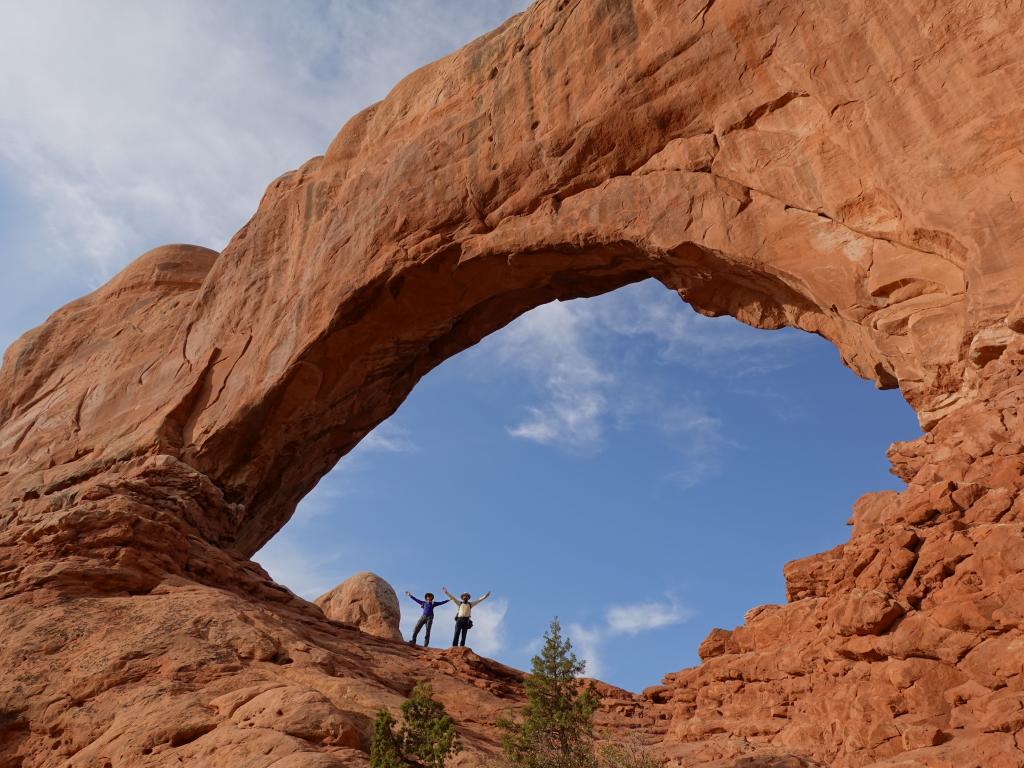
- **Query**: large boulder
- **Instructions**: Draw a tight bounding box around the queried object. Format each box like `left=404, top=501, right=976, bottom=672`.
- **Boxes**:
left=315, top=572, right=402, bottom=641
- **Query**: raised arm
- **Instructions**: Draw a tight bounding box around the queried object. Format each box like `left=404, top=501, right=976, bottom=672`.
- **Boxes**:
left=442, top=588, right=458, bottom=603
left=470, top=591, right=491, bottom=607
left=405, top=592, right=425, bottom=606
left=434, top=598, right=450, bottom=607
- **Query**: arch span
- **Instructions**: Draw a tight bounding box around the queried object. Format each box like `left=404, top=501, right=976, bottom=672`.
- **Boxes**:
left=2, top=0, right=999, bottom=552
left=1, top=0, right=1024, bottom=765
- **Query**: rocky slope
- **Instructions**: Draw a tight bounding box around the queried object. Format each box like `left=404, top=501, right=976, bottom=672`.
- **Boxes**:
left=2, top=0, right=1024, bottom=766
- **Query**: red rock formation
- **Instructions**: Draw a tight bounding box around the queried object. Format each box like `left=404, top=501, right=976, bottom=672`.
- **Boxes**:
left=315, top=572, right=403, bottom=641
left=2, top=0, right=1024, bottom=766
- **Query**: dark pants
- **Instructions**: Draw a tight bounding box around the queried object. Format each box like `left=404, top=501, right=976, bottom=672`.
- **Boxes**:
left=452, top=616, right=472, bottom=647
left=412, top=615, right=433, bottom=646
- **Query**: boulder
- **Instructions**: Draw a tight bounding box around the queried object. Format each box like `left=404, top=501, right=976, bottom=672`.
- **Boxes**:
left=315, top=572, right=402, bottom=641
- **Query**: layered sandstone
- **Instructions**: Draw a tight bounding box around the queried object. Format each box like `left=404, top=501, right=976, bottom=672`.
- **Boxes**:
left=315, top=572, right=403, bottom=641
left=2, top=0, right=1024, bottom=766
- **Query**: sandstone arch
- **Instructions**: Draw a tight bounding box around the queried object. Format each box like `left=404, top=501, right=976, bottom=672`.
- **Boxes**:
left=2, top=0, right=1024, bottom=765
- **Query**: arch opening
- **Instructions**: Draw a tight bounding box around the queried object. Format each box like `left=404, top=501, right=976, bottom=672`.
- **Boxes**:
left=255, top=277, right=920, bottom=691
left=201, top=230, right=910, bottom=559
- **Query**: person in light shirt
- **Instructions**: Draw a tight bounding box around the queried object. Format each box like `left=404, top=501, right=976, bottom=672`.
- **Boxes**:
left=442, top=586, right=492, bottom=648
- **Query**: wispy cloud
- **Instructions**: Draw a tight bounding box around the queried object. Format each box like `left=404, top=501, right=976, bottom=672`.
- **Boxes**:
left=253, top=538, right=346, bottom=600
left=606, top=598, right=694, bottom=636
left=288, top=419, right=415, bottom=526
left=567, top=622, right=605, bottom=680
left=498, top=301, right=611, bottom=449
left=658, top=402, right=730, bottom=488
left=582, top=283, right=794, bottom=375
left=0, top=1, right=528, bottom=284
left=470, top=597, right=510, bottom=656
left=484, top=280, right=789, bottom=485
left=360, top=422, right=417, bottom=454
left=562, top=596, right=693, bottom=681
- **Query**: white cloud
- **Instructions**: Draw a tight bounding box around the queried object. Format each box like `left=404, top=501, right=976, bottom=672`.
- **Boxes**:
left=481, top=279, right=794, bottom=484
left=0, top=1, right=528, bottom=285
left=359, top=422, right=417, bottom=454
left=658, top=402, right=730, bottom=488
left=498, top=301, right=611, bottom=449
left=518, top=635, right=545, bottom=659
left=468, top=597, right=510, bottom=656
left=664, top=460, right=718, bottom=490
left=566, top=623, right=604, bottom=680
left=557, top=596, right=693, bottom=681
left=291, top=472, right=351, bottom=526
left=605, top=599, right=694, bottom=636
left=659, top=403, right=722, bottom=438
left=581, top=282, right=794, bottom=375
left=1, top=3, right=322, bottom=280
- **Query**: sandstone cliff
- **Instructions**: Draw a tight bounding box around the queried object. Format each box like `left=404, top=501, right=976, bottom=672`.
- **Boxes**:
left=2, top=0, right=1024, bottom=766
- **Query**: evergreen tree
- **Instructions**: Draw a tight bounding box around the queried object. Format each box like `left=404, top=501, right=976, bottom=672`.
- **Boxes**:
left=400, top=681, right=461, bottom=768
left=371, top=708, right=405, bottom=768
left=500, top=618, right=599, bottom=768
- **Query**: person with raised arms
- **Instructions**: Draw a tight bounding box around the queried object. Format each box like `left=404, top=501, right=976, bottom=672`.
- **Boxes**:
left=442, top=586, right=491, bottom=648
left=404, top=590, right=449, bottom=647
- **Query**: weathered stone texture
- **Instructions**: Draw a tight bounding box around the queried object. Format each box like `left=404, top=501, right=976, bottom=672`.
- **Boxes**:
left=2, top=0, right=1024, bottom=765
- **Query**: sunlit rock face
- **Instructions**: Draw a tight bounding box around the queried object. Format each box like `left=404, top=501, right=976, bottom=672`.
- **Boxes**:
left=2, top=0, right=1024, bottom=765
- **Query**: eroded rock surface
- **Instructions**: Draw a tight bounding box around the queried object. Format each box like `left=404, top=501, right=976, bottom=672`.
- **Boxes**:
left=2, top=0, right=1024, bottom=766
left=315, top=572, right=403, bottom=641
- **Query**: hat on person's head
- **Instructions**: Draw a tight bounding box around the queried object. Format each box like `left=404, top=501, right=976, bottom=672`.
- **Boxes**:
left=461, top=592, right=471, bottom=601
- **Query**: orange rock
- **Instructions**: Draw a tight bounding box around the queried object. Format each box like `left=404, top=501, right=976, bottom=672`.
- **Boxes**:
left=2, top=0, right=1024, bottom=765
left=230, top=685, right=362, bottom=748
left=315, top=571, right=403, bottom=641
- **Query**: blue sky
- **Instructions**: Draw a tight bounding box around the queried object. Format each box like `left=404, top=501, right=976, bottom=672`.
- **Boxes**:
left=259, top=281, right=918, bottom=688
left=1, top=2, right=920, bottom=692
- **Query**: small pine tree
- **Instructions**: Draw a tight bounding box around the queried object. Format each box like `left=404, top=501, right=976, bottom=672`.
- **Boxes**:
left=499, top=618, right=599, bottom=768
left=400, top=681, right=461, bottom=768
left=371, top=708, right=405, bottom=768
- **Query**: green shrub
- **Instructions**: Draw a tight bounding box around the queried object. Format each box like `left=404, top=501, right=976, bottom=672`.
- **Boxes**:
left=371, top=708, right=405, bottom=768
left=400, top=682, right=461, bottom=768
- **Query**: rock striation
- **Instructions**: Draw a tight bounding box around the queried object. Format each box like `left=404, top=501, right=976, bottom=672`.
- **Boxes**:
left=315, top=572, right=403, bottom=641
left=1, top=0, right=1024, bottom=766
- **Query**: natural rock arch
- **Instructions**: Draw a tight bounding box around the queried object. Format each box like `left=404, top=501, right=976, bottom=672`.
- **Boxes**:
left=2, top=0, right=1024, bottom=766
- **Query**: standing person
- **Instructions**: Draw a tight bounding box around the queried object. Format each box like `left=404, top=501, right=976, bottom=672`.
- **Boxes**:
left=442, top=586, right=491, bottom=648
left=405, top=590, right=449, bottom=647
